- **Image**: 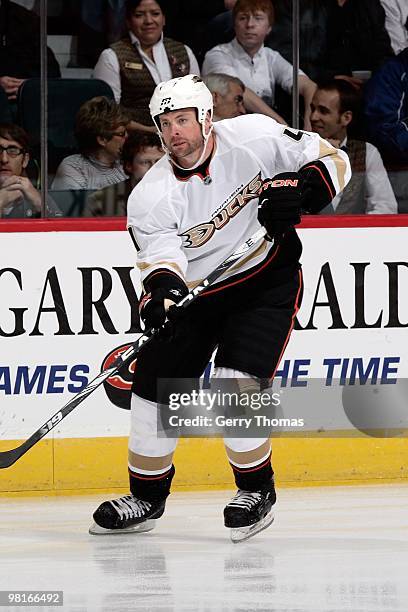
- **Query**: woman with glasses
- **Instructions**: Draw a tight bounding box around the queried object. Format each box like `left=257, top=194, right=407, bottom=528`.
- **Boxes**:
left=51, top=97, right=129, bottom=191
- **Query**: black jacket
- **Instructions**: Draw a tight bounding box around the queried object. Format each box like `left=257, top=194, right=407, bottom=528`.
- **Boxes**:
left=163, top=0, right=233, bottom=65
left=0, top=0, right=60, bottom=78
left=324, top=0, right=394, bottom=76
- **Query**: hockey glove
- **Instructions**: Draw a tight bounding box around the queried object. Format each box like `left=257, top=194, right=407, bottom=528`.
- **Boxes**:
left=139, top=286, right=188, bottom=330
left=258, top=172, right=304, bottom=239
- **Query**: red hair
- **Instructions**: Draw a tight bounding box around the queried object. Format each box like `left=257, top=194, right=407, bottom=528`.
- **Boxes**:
left=233, top=0, right=275, bottom=25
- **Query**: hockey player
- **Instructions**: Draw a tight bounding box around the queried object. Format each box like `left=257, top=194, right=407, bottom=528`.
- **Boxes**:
left=91, top=75, right=350, bottom=541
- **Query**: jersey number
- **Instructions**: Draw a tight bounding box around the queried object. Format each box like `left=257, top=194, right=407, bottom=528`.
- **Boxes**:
left=283, top=128, right=304, bottom=141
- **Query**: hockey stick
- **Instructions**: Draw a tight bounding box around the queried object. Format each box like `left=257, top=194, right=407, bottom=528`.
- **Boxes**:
left=0, top=227, right=268, bottom=469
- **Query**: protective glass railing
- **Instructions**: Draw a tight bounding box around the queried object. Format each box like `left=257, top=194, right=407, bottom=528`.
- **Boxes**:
left=293, top=0, right=406, bottom=215
left=1, top=0, right=406, bottom=219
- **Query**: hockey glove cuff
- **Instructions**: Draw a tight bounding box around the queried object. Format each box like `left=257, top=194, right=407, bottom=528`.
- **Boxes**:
left=140, top=270, right=188, bottom=330
left=258, top=172, right=304, bottom=238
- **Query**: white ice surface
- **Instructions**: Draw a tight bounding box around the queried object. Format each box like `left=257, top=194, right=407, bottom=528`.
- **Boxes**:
left=0, top=485, right=407, bottom=611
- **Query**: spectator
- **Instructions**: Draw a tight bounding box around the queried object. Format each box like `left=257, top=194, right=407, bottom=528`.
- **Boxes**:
left=74, top=131, right=164, bottom=217
left=324, top=0, right=394, bottom=84
left=203, top=73, right=246, bottom=120
left=94, top=0, right=200, bottom=133
left=365, top=49, right=408, bottom=164
left=364, top=49, right=408, bottom=212
left=122, top=130, right=164, bottom=188
left=0, top=123, right=60, bottom=218
left=202, top=0, right=316, bottom=129
left=310, top=79, right=397, bottom=214
left=0, top=0, right=60, bottom=102
left=379, top=0, right=408, bottom=54
left=82, top=129, right=164, bottom=216
left=51, top=97, right=128, bottom=191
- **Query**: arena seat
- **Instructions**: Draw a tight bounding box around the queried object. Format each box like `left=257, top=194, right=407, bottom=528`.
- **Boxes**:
left=16, top=77, right=114, bottom=177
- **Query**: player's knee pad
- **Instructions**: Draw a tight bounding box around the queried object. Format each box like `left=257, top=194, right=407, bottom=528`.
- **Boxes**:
left=212, top=365, right=263, bottom=395
left=129, top=393, right=178, bottom=457
left=223, top=437, right=269, bottom=453
left=213, top=368, right=269, bottom=452
left=213, top=366, right=255, bottom=381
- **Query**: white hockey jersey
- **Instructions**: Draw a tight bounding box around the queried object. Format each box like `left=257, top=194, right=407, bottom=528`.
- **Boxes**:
left=127, top=114, right=350, bottom=290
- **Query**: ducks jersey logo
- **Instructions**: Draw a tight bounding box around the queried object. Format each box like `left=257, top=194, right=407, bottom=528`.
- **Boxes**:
left=181, top=172, right=262, bottom=248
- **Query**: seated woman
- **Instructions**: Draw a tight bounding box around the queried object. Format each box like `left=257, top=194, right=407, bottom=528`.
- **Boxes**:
left=51, top=96, right=129, bottom=191
left=94, top=0, right=200, bottom=133
left=81, top=131, right=164, bottom=216
left=202, top=0, right=317, bottom=129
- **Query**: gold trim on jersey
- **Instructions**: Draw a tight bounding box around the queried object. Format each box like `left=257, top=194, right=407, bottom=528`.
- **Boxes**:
left=137, top=260, right=185, bottom=279
left=319, top=141, right=348, bottom=190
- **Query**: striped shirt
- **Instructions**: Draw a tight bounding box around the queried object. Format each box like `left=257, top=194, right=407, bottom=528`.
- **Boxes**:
left=51, top=154, right=127, bottom=190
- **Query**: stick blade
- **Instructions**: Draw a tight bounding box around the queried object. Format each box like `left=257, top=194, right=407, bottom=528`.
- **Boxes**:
left=0, top=446, right=23, bottom=469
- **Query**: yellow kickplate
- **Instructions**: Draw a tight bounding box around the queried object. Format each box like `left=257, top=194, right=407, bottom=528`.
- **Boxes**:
left=1, top=436, right=407, bottom=494
left=0, top=439, right=53, bottom=491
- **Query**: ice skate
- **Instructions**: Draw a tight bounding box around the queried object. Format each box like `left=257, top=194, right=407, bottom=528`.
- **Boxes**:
left=89, top=494, right=166, bottom=535
left=224, top=486, right=275, bottom=543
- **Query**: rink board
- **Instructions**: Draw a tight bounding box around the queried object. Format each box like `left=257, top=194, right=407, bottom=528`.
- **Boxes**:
left=0, top=216, right=408, bottom=493
left=1, top=436, right=408, bottom=494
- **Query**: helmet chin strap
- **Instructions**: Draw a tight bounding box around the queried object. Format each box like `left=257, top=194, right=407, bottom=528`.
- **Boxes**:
left=159, top=122, right=214, bottom=172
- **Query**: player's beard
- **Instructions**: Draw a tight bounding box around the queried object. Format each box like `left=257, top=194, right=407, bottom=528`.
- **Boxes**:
left=169, top=135, right=204, bottom=166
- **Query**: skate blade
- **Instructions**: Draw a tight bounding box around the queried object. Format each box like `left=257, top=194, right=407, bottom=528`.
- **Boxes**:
left=89, top=519, right=156, bottom=536
left=230, top=510, right=274, bottom=543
